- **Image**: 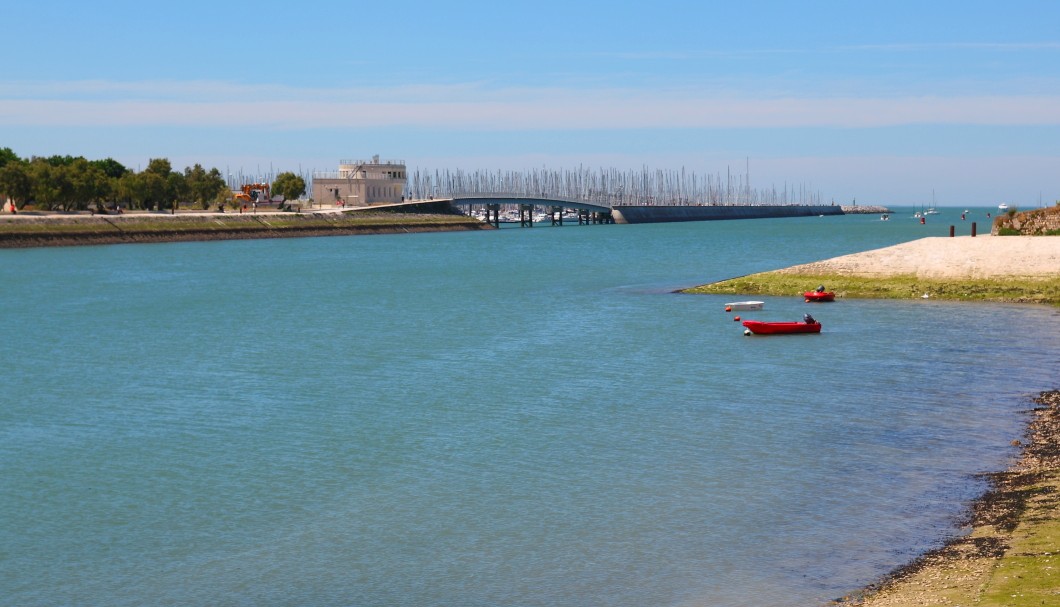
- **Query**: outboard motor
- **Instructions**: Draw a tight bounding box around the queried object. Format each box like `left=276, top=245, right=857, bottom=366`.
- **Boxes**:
left=803, top=313, right=817, bottom=324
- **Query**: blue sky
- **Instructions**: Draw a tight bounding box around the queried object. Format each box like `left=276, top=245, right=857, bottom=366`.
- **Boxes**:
left=3, top=0, right=1059, bottom=206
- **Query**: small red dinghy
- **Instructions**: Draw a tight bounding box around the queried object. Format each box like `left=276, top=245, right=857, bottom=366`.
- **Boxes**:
left=801, top=286, right=835, bottom=300
left=742, top=319, right=821, bottom=335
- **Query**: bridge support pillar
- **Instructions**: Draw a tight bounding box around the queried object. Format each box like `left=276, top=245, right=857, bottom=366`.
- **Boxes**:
left=551, top=206, right=563, bottom=226
left=520, top=204, right=534, bottom=227
left=487, top=204, right=501, bottom=228
left=590, top=211, right=613, bottom=224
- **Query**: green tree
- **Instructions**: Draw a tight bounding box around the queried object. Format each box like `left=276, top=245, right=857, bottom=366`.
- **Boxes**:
left=139, top=158, right=178, bottom=210
left=144, top=158, right=172, bottom=176
left=0, top=147, right=20, bottom=169
left=42, top=154, right=80, bottom=167
left=167, top=172, right=188, bottom=211
left=272, top=172, right=306, bottom=201
left=90, top=158, right=128, bottom=180
left=184, top=164, right=229, bottom=209
left=0, top=160, right=32, bottom=208
left=28, top=160, right=73, bottom=211
left=68, top=158, right=111, bottom=211
left=116, top=171, right=162, bottom=210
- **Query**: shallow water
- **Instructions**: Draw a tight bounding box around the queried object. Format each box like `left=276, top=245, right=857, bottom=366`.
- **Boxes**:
left=2, top=208, right=1056, bottom=606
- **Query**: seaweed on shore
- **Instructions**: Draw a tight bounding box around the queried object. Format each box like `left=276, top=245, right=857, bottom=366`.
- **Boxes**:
left=831, top=389, right=1060, bottom=606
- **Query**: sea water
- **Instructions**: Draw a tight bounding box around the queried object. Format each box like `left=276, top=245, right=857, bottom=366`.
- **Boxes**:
left=2, top=209, right=1057, bottom=606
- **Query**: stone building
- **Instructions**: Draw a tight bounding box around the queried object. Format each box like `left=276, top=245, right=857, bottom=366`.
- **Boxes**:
left=311, top=156, right=407, bottom=207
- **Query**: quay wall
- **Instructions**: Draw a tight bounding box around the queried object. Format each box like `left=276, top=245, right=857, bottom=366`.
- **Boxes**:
left=0, top=211, right=490, bottom=249
left=611, top=204, right=844, bottom=224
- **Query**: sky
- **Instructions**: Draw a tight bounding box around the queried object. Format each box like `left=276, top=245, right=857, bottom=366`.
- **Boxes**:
left=3, top=0, right=1059, bottom=206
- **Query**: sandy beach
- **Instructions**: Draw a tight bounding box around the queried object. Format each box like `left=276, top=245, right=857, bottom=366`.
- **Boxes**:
left=775, top=235, right=1060, bottom=280
left=683, top=234, right=1060, bottom=304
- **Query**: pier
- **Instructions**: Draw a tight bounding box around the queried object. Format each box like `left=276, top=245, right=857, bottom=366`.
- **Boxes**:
left=313, top=160, right=882, bottom=226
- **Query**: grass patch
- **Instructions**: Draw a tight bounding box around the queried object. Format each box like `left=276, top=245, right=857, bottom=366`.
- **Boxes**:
left=682, top=272, right=1060, bottom=305
left=978, top=470, right=1060, bottom=606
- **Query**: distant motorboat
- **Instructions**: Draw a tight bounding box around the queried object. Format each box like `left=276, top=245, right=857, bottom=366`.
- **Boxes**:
left=725, top=301, right=764, bottom=311
left=880, top=213, right=889, bottom=221
left=998, top=203, right=1009, bottom=212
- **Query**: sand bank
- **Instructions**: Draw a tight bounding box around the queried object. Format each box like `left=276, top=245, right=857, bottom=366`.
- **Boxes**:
left=683, top=236, right=1060, bottom=304
left=775, top=235, right=1060, bottom=280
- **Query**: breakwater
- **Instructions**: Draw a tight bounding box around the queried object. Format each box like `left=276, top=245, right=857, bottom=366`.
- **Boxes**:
left=840, top=205, right=891, bottom=214
left=0, top=211, right=490, bottom=248
left=611, top=204, right=844, bottom=224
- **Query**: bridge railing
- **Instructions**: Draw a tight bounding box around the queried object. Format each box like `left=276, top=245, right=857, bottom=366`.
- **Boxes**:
left=440, top=192, right=585, bottom=204
left=407, top=191, right=630, bottom=206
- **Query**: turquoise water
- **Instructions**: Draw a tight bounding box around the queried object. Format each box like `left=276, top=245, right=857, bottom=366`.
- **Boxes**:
left=2, top=208, right=1057, bottom=606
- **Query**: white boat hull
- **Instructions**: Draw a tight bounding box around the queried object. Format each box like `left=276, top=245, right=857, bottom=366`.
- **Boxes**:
left=725, top=301, right=764, bottom=311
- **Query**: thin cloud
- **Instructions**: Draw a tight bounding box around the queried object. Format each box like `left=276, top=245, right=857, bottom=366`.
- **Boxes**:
left=591, top=48, right=812, bottom=60
left=0, top=80, right=491, bottom=102
left=841, top=41, right=1060, bottom=52
left=591, top=42, right=1060, bottom=60
left=2, top=80, right=1060, bottom=129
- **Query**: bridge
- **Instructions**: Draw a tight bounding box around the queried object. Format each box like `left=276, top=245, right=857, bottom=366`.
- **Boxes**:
left=397, top=194, right=614, bottom=227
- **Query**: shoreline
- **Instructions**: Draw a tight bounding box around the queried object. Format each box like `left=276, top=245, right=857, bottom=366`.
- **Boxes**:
left=682, top=235, right=1060, bottom=305
left=681, top=233, right=1060, bottom=602
left=833, top=389, right=1060, bottom=606
left=0, top=210, right=493, bottom=248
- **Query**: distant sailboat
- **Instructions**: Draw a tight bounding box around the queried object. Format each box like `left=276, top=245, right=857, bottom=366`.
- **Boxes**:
left=925, top=190, right=940, bottom=215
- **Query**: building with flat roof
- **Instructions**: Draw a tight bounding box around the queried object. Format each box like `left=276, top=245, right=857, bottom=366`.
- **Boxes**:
left=312, top=156, right=406, bottom=207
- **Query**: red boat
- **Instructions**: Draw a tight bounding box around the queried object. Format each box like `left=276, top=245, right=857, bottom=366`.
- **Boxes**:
left=742, top=320, right=822, bottom=335
left=803, top=290, right=835, bottom=302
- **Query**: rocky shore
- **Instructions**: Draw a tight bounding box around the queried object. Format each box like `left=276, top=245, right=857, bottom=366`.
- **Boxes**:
left=840, top=205, right=892, bottom=214
left=833, top=390, right=1060, bottom=606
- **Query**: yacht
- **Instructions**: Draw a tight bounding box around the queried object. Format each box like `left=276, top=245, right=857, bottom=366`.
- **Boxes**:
left=924, top=190, right=940, bottom=214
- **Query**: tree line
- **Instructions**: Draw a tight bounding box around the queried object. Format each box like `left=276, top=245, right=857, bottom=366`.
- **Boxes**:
left=0, top=148, right=306, bottom=212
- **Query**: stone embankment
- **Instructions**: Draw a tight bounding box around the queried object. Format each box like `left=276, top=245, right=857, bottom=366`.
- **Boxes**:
left=992, top=204, right=1060, bottom=235
left=0, top=210, right=491, bottom=248
left=840, top=205, right=891, bottom=214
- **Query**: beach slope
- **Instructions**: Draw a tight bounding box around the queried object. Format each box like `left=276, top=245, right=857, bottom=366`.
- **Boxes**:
left=683, top=236, right=1060, bottom=304
left=833, top=390, right=1060, bottom=606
